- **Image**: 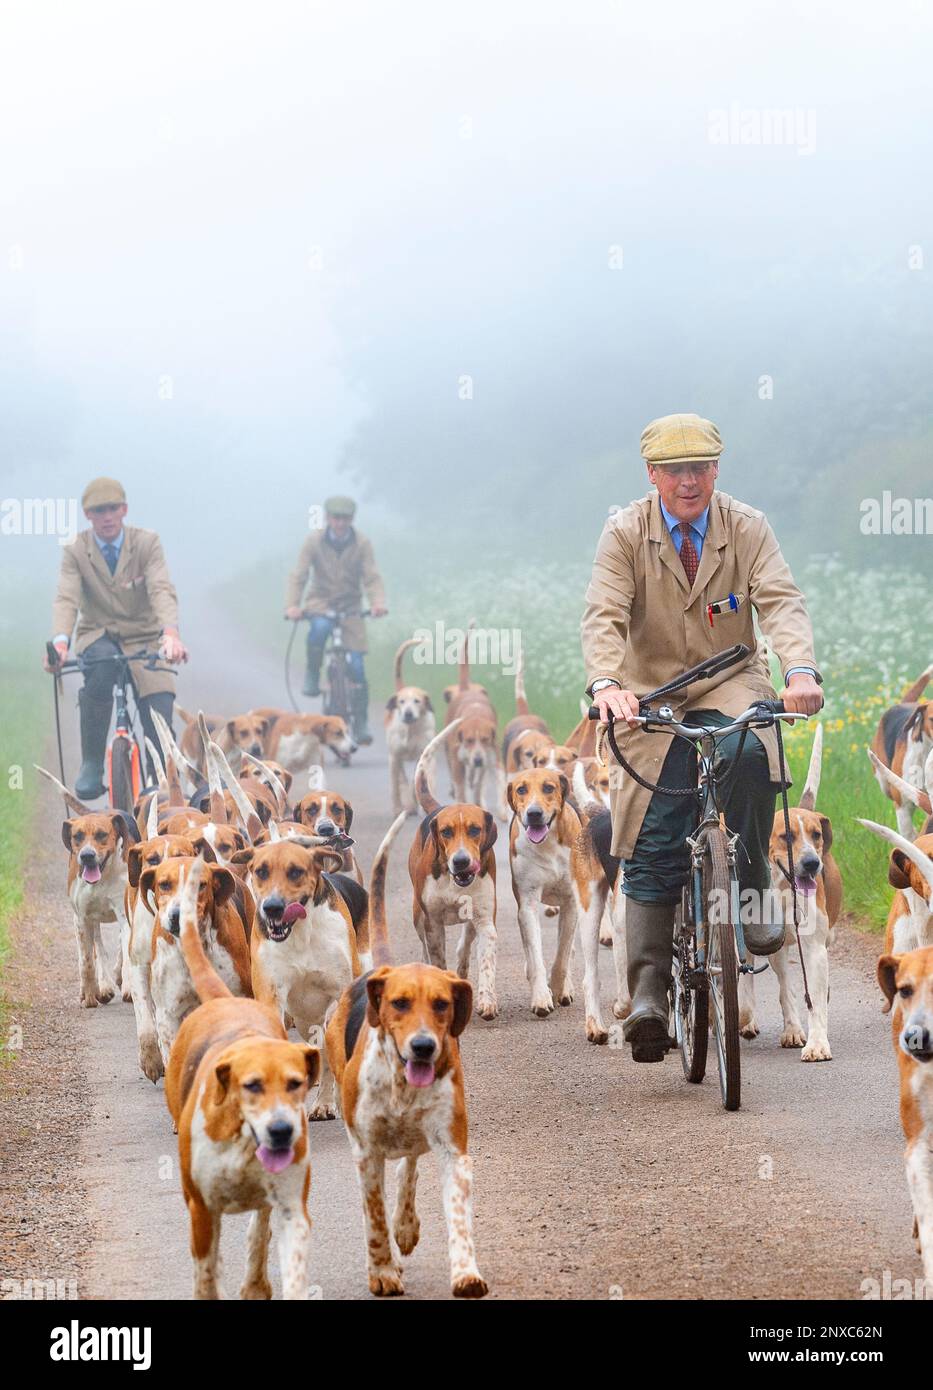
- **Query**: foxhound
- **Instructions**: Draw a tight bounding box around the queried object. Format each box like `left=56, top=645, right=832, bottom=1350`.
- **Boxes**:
left=384, top=637, right=436, bottom=816
left=408, top=724, right=499, bottom=1021
left=231, top=836, right=367, bottom=1119
left=139, top=856, right=252, bottom=1065
left=443, top=635, right=507, bottom=820
left=870, top=667, right=933, bottom=840
left=877, top=946, right=933, bottom=1289
left=859, top=825, right=933, bottom=956
left=501, top=648, right=551, bottom=773
left=508, top=766, right=614, bottom=1041
left=737, top=724, right=842, bottom=1061
left=325, top=813, right=487, bottom=1299
left=165, top=858, right=319, bottom=1300
left=251, top=707, right=356, bottom=774
left=293, top=787, right=362, bottom=884
left=38, top=766, right=139, bottom=1009
left=177, top=707, right=271, bottom=777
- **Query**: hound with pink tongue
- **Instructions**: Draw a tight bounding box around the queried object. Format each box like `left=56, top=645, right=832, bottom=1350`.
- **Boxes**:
left=525, top=823, right=550, bottom=844
left=81, top=861, right=102, bottom=883
left=405, top=1058, right=436, bottom=1087
left=256, top=1144, right=295, bottom=1174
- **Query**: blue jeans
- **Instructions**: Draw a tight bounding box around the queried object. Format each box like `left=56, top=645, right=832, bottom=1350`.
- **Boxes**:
left=307, top=617, right=365, bottom=682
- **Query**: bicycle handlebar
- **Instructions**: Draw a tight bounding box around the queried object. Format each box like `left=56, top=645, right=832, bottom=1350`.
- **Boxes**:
left=49, top=648, right=177, bottom=675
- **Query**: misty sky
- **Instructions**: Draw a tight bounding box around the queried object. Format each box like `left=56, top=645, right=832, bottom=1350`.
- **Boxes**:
left=2, top=0, right=932, bottom=590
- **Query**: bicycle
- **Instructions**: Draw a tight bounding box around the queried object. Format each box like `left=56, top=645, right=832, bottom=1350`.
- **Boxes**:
left=590, top=644, right=811, bottom=1111
left=285, top=607, right=380, bottom=761
left=46, top=643, right=177, bottom=812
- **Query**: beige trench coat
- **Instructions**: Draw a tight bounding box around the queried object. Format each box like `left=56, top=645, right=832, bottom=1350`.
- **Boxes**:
left=581, top=490, right=821, bottom=858
left=52, top=527, right=179, bottom=697
left=285, top=527, right=386, bottom=652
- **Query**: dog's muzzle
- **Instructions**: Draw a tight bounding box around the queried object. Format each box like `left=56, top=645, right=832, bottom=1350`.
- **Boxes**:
left=901, top=1018, right=933, bottom=1063
left=522, top=804, right=552, bottom=845
left=253, top=1113, right=298, bottom=1173
left=261, top=893, right=307, bottom=942
left=450, top=851, right=478, bottom=888
left=403, top=1032, right=438, bottom=1088
left=78, top=848, right=104, bottom=884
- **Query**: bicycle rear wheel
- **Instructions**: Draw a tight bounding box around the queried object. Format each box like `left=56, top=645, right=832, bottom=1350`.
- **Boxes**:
left=673, top=889, right=709, bottom=1084
left=703, top=827, right=741, bottom=1111
left=109, top=734, right=140, bottom=813
left=324, top=652, right=349, bottom=721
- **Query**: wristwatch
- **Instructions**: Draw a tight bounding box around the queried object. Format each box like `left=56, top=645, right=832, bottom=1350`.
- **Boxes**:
left=588, top=678, right=621, bottom=697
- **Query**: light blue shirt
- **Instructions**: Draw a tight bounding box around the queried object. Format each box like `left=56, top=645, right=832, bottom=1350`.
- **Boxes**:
left=660, top=500, right=709, bottom=561
left=93, top=528, right=124, bottom=559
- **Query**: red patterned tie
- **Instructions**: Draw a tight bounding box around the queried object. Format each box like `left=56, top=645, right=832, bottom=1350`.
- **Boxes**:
left=677, top=522, right=699, bottom=586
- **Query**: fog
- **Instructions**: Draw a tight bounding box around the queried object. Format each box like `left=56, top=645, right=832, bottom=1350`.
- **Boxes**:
left=2, top=0, right=932, bottom=594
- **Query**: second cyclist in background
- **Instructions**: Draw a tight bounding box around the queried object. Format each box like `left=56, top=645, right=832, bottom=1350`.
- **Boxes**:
left=284, top=495, right=387, bottom=745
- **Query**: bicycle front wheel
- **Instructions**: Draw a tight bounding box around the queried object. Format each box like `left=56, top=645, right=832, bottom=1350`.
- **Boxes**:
left=703, top=827, right=741, bottom=1112
left=109, top=734, right=140, bottom=813
left=324, top=654, right=349, bottom=721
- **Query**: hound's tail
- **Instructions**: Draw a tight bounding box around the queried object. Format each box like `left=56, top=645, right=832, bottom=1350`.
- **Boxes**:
left=901, top=668, right=933, bottom=704
left=571, top=758, right=605, bottom=824
left=458, top=618, right=476, bottom=691
left=414, top=719, right=463, bottom=814
left=798, top=722, right=823, bottom=812
left=514, top=644, right=529, bottom=715
left=199, top=712, right=228, bottom=824
left=33, top=765, right=92, bottom=817
left=369, top=813, right=407, bottom=968
left=178, top=857, right=231, bottom=1001
left=394, top=637, right=420, bottom=692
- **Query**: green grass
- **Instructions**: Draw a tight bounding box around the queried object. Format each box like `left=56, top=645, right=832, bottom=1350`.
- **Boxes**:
left=215, top=543, right=932, bottom=932
left=0, top=642, right=47, bottom=1046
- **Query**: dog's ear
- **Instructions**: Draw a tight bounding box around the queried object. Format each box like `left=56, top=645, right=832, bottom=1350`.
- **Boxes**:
left=447, top=974, right=474, bottom=1037
left=888, top=849, right=912, bottom=890
left=139, top=866, right=158, bottom=917
left=386, top=694, right=398, bottom=711
left=212, top=1059, right=232, bottom=1101
left=906, top=706, right=926, bottom=741
left=424, top=694, right=434, bottom=712
left=302, top=1045, right=321, bottom=1088
left=230, top=847, right=254, bottom=867
left=343, top=800, right=353, bottom=831
left=366, top=966, right=392, bottom=1026
left=558, top=773, right=570, bottom=803
left=877, top=953, right=899, bottom=1014
left=255, top=717, right=269, bottom=737
left=189, top=834, right=217, bottom=863
left=819, top=814, right=833, bottom=852
left=109, top=809, right=140, bottom=851
left=225, top=719, right=237, bottom=740
left=279, top=769, right=293, bottom=794
left=209, top=866, right=237, bottom=907
left=481, top=811, right=498, bottom=856
left=127, top=845, right=144, bottom=888
left=507, top=780, right=517, bottom=811
left=62, top=819, right=75, bottom=851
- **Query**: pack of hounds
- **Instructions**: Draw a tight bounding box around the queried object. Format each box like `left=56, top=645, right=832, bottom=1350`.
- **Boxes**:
left=37, top=640, right=933, bottom=1300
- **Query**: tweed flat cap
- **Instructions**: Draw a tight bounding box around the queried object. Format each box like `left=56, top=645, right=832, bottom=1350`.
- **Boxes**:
left=81, top=477, right=127, bottom=509
left=324, top=495, right=356, bottom=517
left=640, top=413, right=722, bottom=466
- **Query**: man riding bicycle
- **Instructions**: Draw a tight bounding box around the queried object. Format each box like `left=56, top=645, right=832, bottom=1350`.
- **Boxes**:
left=581, top=414, right=823, bottom=1062
left=284, top=496, right=387, bottom=745
left=44, top=477, right=188, bottom=799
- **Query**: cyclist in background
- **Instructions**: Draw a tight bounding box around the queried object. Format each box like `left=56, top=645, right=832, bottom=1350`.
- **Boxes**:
left=43, top=477, right=188, bottom=799
left=582, top=414, right=823, bottom=1062
left=284, top=495, right=387, bottom=745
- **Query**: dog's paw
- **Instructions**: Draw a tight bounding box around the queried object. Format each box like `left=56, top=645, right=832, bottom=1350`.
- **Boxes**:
left=121, top=985, right=133, bottom=1003
left=308, top=1101, right=337, bottom=1121
left=79, top=990, right=99, bottom=1009
left=393, top=1217, right=420, bottom=1256
left=586, top=1016, right=609, bottom=1045
left=452, top=1273, right=488, bottom=1299
left=531, top=989, right=555, bottom=1017
left=368, top=1266, right=404, bottom=1297
left=476, top=997, right=498, bottom=1021
left=800, top=1037, right=832, bottom=1062
left=139, top=1041, right=164, bottom=1083
left=739, top=1020, right=760, bottom=1040
left=95, top=981, right=115, bottom=1005
left=613, top=997, right=632, bottom=1020
left=555, top=984, right=574, bottom=1007
left=239, top=1278, right=273, bottom=1300
left=599, top=929, right=613, bottom=947
left=780, top=1025, right=807, bottom=1048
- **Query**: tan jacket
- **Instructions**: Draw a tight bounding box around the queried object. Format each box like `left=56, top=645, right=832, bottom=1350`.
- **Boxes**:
left=285, top=527, right=385, bottom=652
left=52, top=527, right=179, bottom=696
left=581, top=490, right=820, bottom=857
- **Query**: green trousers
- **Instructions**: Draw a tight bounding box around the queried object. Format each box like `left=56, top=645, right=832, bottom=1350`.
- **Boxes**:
left=621, top=709, right=778, bottom=905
